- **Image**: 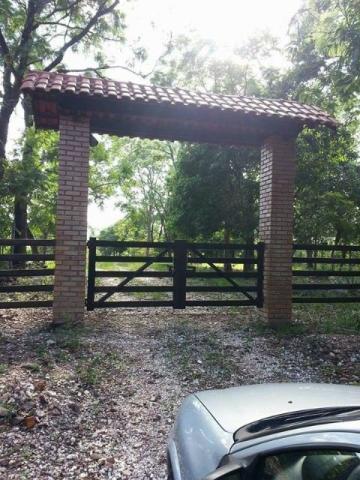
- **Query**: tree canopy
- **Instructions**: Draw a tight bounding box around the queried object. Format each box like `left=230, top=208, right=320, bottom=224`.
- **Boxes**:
left=0, top=0, right=128, bottom=247
left=0, top=0, right=359, bottom=247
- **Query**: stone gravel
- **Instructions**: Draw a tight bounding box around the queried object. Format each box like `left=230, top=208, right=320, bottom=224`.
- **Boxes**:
left=0, top=307, right=359, bottom=479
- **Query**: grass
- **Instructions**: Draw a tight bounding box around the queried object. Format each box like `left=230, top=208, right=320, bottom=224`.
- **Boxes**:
left=95, top=260, right=247, bottom=272
left=251, top=320, right=309, bottom=337
left=21, top=361, right=41, bottom=372
left=35, top=343, right=69, bottom=366
left=28, top=324, right=89, bottom=371
left=30, top=322, right=129, bottom=389
left=294, top=303, right=360, bottom=334
left=76, top=354, right=104, bottom=386
left=51, top=323, right=89, bottom=352
left=0, top=401, right=16, bottom=419
left=76, top=351, right=125, bottom=387
left=0, top=363, right=8, bottom=375
left=320, top=364, right=344, bottom=379
left=248, top=303, right=360, bottom=337
left=163, top=318, right=234, bottom=381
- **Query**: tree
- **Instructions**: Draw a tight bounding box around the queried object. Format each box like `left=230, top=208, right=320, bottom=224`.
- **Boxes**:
left=107, top=137, right=175, bottom=244
left=169, top=144, right=259, bottom=245
left=295, top=126, right=360, bottom=244
left=98, top=211, right=149, bottom=255
left=6, top=127, right=58, bottom=237
left=283, top=0, right=360, bottom=245
left=2, top=2, right=358, bottom=251
left=0, top=0, right=125, bottom=178
left=289, top=0, right=360, bottom=102
left=151, top=33, right=278, bottom=96
left=150, top=36, right=270, bottom=250
left=0, top=0, right=128, bottom=248
left=0, top=127, right=121, bottom=247
left=0, top=0, right=128, bottom=253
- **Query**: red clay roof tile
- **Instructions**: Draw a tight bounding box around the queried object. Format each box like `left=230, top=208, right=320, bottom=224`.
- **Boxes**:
left=21, top=71, right=337, bottom=129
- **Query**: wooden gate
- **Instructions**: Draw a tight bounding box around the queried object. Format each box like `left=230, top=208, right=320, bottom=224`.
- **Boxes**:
left=86, top=238, right=264, bottom=310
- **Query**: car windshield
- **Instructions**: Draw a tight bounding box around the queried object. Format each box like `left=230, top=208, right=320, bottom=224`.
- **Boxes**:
left=234, top=407, right=360, bottom=442
left=253, top=449, right=360, bottom=480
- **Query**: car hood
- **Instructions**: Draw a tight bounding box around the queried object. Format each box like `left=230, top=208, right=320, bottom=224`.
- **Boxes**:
left=195, top=383, right=360, bottom=433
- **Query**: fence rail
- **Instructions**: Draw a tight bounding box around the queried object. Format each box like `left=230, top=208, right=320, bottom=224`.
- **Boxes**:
left=0, top=239, right=55, bottom=308
left=292, top=244, right=360, bottom=303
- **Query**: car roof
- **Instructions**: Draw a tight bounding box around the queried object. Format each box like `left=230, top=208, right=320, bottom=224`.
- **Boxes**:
left=195, top=383, right=360, bottom=433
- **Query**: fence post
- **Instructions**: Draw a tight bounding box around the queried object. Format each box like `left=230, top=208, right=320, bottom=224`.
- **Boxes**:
left=173, top=240, right=187, bottom=309
left=86, top=237, right=96, bottom=311
left=257, top=242, right=265, bottom=308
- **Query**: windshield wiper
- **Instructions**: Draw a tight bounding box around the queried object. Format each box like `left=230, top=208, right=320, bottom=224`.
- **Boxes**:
left=234, top=406, right=360, bottom=443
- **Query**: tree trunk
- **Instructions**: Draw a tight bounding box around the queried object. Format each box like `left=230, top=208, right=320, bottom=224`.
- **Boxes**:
left=0, top=66, right=21, bottom=180
left=332, top=230, right=341, bottom=272
left=244, top=234, right=255, bottom=273
left=13, top=194, right=28, bottom=267
left=0, top=98, right=14, bottom=180
left=146, top=215, right=152, bottom=256
left=12, top=96, right=33, bottom=266
left=223, top=226, right=232, bottom=273
left=27, top=226, right=39, bottom=255
left=307, top=249, right=314, bottom=269
left=14, top=195, right=28, bottom=239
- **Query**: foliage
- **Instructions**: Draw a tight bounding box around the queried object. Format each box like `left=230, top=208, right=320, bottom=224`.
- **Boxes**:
left=285, top=0, right=360, bottom=245
left=295, top=126, right=360, bottom=243
left=0, top=0, right=126, bottom=166
left=100, top=16, right=359, bottom=246
left=289, top=0, right=360, bottom=102
left=151, top=33, right=278, bottom=96
left=0, top=130, right=121, bottom=238
left=169, top=144, right=259, bottom=242
left=105, top=137, right=176, bottom=242
left=148, top=35, right=270, bottom=243
left=98, top=213, right=148, bottom=255
left=1, top=0, right=359, bottom=249
left=89, top=138, right=119, bottom=204
left=0, top=0, right=128, bottom=240
left=0, top=128, right=59, bottom=238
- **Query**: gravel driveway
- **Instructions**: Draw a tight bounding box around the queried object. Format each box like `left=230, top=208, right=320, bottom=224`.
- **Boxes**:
left=0, top=307, right=359, bottom=479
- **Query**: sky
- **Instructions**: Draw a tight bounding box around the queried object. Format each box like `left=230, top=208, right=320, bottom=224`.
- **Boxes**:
left=124, top=0, right=302, bottom=53
left=9, top=0, right=304, bottom=233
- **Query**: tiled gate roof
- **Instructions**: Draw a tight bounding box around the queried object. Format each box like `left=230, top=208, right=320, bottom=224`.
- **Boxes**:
left=22, top=71, right=337, bottom=129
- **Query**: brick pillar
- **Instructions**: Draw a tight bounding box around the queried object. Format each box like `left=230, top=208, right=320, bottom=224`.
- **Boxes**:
left=259, top=136, right=296, bottom=326
left=53, top=114, right=90, bottom=324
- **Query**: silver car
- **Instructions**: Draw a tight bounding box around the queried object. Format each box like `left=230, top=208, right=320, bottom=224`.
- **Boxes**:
left=167, top=383, right=360, bottom=480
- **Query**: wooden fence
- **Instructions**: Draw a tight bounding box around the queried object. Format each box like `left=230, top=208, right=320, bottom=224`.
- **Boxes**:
left=1, top=239, right=360, bottom=309
left=292, top=244, right=360, bottom=303
left=0, top=239, right=55, bottom=308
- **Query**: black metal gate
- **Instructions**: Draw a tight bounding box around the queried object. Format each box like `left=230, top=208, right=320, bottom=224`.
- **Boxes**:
left=86, top=238, right=264, bottom=310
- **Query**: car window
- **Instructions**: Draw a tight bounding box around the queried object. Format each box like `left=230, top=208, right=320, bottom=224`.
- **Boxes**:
left=253, top=449, right=360, bottom=480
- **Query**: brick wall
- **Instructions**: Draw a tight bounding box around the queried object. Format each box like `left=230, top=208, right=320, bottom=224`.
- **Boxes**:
left=53, top=114, right=90, bottom=324
left=259, top=136, right=296, bottom=326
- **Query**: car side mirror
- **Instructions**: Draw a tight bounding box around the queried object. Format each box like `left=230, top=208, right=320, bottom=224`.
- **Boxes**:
left=203, top=463, right=244, bottom=480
